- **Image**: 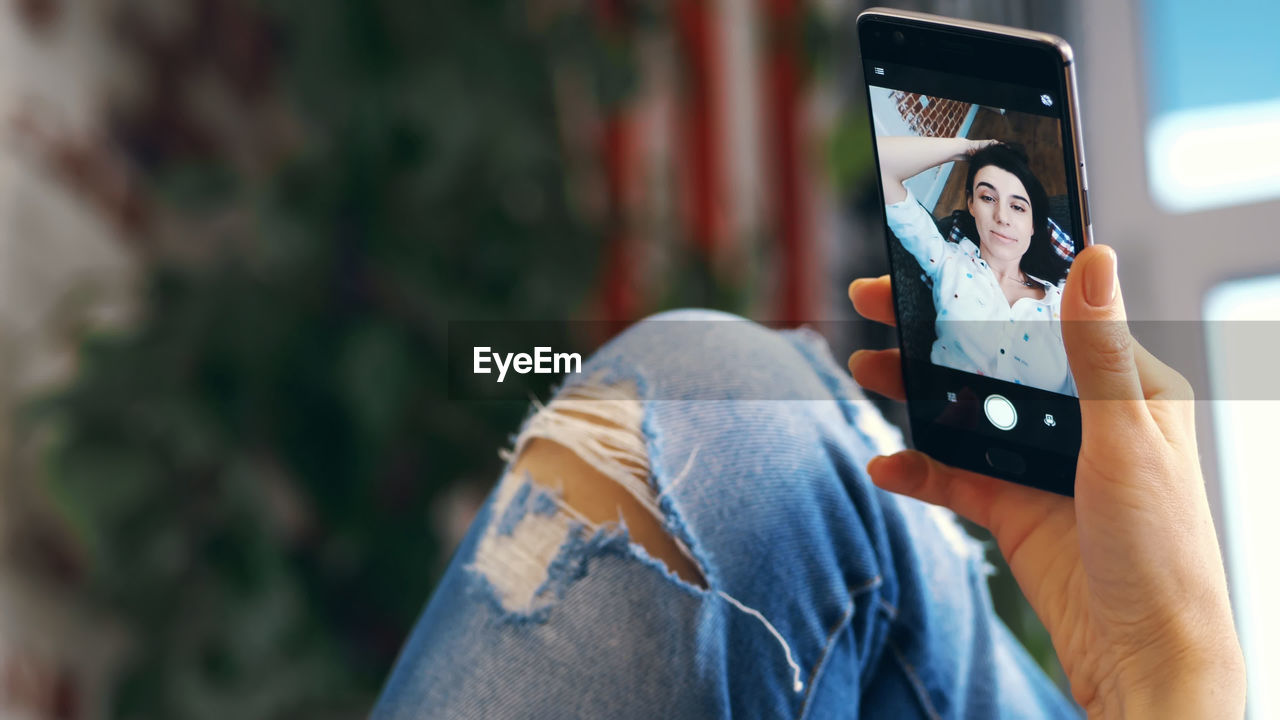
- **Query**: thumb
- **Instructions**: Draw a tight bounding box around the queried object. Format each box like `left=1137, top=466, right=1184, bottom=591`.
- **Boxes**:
left=1060, top=245, right=1150, bottom=429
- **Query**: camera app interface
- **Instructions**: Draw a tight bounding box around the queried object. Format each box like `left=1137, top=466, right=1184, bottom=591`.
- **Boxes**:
left=867, top=66, right=1081, bottom=398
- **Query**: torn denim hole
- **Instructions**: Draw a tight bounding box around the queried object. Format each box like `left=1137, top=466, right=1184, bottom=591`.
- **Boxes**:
left=469, top=381, right=707, bottom=621
left=468, top=380, right=806, bottom=694
left=468, top=473, right=587, bottom=621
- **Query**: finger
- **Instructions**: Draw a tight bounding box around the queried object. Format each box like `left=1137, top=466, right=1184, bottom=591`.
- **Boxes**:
left=1060, top=245, right=1155, bottom=432
left=866, top=450, right=1062, bottom=533
left=848, top=348, right=905, bottom=401
left=869, top=450, right=1075, bottom=630
left=848, top=276, right=896, bottom=327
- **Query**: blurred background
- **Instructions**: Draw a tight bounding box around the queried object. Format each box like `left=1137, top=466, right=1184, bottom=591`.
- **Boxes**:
left=0, top=0, right=1275, bottom=718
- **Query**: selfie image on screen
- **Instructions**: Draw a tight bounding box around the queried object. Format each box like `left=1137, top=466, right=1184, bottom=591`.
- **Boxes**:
left=869, top=87, right=1079, bottom=397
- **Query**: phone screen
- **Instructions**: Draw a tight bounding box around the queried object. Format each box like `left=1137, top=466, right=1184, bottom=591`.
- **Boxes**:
left=859, top=19, right=1086, bottom=494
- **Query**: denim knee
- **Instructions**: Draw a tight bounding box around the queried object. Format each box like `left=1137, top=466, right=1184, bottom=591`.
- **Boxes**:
left=373, top=310, right=1062, bottom=720
left=570, top=308, right=861, bottom=405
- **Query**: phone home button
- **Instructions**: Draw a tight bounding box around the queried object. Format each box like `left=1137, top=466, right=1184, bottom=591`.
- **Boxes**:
left=985, top=447, right=1027, bottom=476
left=983, top=393, right=1018, bottom=430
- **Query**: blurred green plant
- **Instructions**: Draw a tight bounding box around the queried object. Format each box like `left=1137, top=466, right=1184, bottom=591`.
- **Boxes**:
left=25, top=0, right=646, bottom=717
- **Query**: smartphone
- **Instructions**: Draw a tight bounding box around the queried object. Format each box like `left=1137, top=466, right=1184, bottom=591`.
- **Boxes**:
left=856, top=9, right=1091, bottom=496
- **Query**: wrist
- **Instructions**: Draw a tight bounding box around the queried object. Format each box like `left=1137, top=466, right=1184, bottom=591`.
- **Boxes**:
left=1099, top=638, right=1245, bottom=719
left=963, top=138, right=993, bottom=156
left=953, top=138, right=979, bottom=160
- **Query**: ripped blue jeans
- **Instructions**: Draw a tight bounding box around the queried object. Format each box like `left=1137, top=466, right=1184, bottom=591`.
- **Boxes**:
left=373, top=311, right=1081, bottom=719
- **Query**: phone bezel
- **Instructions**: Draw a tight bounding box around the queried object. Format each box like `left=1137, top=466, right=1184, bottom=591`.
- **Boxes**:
left=857, top=8, right=1092, bottom=496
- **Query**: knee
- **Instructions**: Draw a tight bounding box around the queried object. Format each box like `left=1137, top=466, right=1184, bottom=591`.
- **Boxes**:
left=467, top=311, right=900, bottom=620
left=587, top=309, right=839, bottom=403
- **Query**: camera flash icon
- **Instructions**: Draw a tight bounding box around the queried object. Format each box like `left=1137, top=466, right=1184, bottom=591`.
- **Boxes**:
left=1040, top=94, right=1053, bottom=107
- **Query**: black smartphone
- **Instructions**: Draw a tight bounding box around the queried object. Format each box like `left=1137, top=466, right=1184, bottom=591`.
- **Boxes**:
left=856, top=8, right=1092, bottom=496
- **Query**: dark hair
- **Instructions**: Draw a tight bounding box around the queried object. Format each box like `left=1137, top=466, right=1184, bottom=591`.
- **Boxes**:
left=959, top=142, right=1070, bottom=285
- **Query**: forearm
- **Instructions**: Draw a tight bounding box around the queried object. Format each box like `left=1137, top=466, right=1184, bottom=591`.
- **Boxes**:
left=877, top=136, right=977, bottom=203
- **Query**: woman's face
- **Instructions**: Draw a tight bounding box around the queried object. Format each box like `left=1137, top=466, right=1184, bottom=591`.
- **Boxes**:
left=967, top=165, right=1034, bottom=265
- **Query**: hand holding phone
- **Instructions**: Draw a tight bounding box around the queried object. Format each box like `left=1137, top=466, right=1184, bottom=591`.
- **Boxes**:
left=847, top=250, right=1246, bottom=718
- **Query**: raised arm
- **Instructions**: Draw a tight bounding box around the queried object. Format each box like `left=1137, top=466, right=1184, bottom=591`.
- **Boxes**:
left=878, top=136, right=994, bottom=204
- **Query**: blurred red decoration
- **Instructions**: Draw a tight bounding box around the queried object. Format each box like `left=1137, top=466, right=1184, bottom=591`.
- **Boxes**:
left=674, top=0, right=727, bottom=258
left=761, top=0, right=813, bottom=324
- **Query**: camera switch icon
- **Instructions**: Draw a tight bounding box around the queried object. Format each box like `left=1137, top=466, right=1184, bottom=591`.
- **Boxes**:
left=1043, top=413, right=1056, bottom=427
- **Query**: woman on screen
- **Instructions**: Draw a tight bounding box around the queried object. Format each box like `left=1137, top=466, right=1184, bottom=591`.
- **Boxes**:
left=878, top=136, right=1077, bottom=395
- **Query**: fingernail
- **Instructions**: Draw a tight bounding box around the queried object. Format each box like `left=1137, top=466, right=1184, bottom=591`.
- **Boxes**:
left=1084, top=247, right=1117, bottom=308
left=866, top=455, right=892, bottom=480
left=867, top=451, right=921, bottom=484
left=848, top=349, right=874, bottom=376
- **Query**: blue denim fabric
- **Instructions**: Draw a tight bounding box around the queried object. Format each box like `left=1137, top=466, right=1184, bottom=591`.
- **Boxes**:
left=374, top=310, right=1082, bottom=719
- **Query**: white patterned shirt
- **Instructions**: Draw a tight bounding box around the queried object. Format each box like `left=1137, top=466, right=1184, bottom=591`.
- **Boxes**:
left=886, top=188, right=1077, bottom=397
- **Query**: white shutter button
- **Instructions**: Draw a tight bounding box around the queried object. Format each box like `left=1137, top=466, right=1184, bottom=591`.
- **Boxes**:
left=983, top=394, right=1017, bottom=431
